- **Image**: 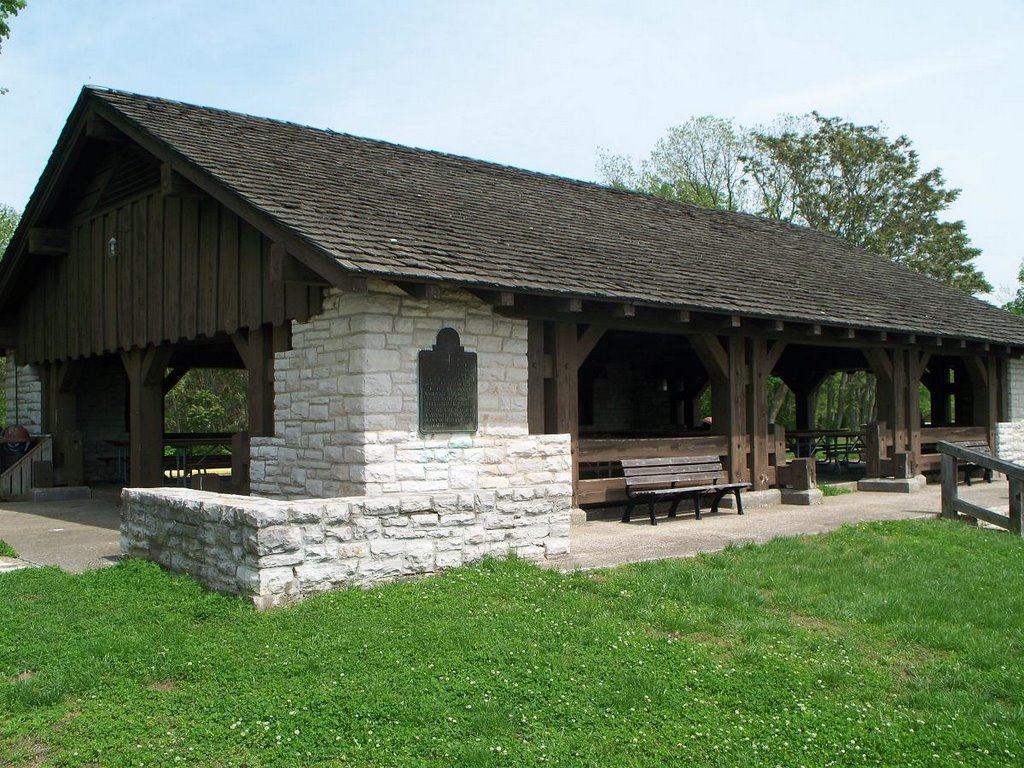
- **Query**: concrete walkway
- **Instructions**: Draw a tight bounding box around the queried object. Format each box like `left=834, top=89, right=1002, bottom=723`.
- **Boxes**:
left=0, top=492, right=123, bottom=573
left=0, top=482, right=1011, bottom=575
left=545, top=480, right=1010, bottom=571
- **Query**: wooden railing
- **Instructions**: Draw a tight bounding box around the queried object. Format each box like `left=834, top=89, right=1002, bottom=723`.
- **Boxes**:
left=0, top=435, right=53, bottom=501
left=939, top=441, right=1023, bottom=535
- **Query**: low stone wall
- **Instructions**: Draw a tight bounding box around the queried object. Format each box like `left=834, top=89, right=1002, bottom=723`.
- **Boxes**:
left=121, top=479, right=571, bottom=609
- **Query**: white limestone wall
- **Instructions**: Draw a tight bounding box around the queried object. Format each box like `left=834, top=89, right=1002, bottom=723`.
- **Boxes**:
left=251, top=279, right=539, bottom=499
left=996, top=421, right=1024, bottom=465
left=122, top=476, right=571, bottom=607
left=996, top=360, right=1024, bottom=464
left=4, top=355, right=42, bottom=433
left=1008, top=359, right=1024, bottom=422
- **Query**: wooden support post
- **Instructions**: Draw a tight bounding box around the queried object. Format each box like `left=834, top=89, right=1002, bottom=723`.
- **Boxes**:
left=527, top=320, right=546, bottom=434
left=552, top=322, right=579, bottom=504
left=747, top=337, right=769, bottom=490
left=122, top=345, right=173, bottom=487
left=865, top=420, right=885, bottom=478
left=940, top=452, right=957, bottom=519
left=1009, top=477, right=1024, bottom=536
left=231, top=326, right=276, bottom=437
left=727, top=335, right=749, bottom=485
left=692, top=333, right=747, bottom=483
left=42, top=362, right=84, bottom=487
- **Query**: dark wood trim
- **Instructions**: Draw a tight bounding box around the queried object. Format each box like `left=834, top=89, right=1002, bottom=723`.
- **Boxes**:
left=393, top=281, right=441, bottom=300
left=28, top=228, right=69, bottom=256
left=575, top=325, right=606, bottom=369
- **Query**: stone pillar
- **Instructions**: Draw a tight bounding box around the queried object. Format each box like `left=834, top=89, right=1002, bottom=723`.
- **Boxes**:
left=4, top=354, right=43, bottom=433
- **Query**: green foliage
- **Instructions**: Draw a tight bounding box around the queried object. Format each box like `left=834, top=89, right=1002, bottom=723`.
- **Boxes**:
left=2, top=521, right=1023, bottom=765
left=164, top=368, right=247, bottom=433
left=1003, top=262, right=1024, bottom=317
left=0, top=204, right=17, bottom=255
left=748, top=113, right=989, bottom=294
left=0, top=538, right=16, bottom=558
left=598, top=113, right=990, bottom=295
left=819, top=484, right=853, bottom=497
left=0, top=0, right=24, bottom=95
left=0, top=0, right=22, bottom=48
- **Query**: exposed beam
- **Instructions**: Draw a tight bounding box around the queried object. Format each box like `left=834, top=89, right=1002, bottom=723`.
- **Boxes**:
left=576, top=325, right=606, bottom=369
left=807, top=324, right=822, bottom=336
left=725, top=315, right=741, bottom=328
left=691, top=334, right=729, bottom=380
left=673, top=310, right=692, bottom=323
left=393, top=281, right=441, bottom=300
left=560, top=297, right=583, bottom=313
left=28, top=228, right=69, bottom=256
left=336, top=274, right=369, bottom=293
left=473, top=290, right=515, bottom=307
left=160, top=163, right=207, bottom=198
left=771, top=319, right=785, bottom=332
left=85, top=114, right=124, bottom=142
left=270, top=243, right=332, bottom=286
left=612, top=303, right=636, bottom=318
left=766, top=340, right=787, bottom=371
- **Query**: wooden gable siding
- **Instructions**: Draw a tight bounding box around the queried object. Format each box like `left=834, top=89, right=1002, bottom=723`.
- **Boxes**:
left=17, top=190, right=322, bottom=364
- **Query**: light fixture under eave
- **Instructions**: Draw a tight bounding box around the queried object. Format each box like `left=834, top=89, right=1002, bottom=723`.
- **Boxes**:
left=108, top=236, right=118, bottom=258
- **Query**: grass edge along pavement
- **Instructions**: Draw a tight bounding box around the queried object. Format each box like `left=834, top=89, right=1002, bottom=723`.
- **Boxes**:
left=0, top=538, right=16, bottom=558
left=1, top=518, right=1022, bottom=767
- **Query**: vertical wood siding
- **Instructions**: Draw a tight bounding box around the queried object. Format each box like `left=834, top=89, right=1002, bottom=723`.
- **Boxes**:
left=16, top=190, right=323, bottom=364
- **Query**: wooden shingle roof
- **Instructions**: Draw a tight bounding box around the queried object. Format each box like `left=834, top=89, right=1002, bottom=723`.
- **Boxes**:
left=37, top=88, right=1024, bottom=344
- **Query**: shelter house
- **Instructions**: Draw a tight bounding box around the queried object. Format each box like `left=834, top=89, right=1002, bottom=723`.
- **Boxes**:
left=3, top=88, right=1024, bottom=605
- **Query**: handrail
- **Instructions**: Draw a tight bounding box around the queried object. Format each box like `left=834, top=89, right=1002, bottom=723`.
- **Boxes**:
left=937, top=441, right=1024, bottom=479
left=938, top=441, right=1024, bottom=535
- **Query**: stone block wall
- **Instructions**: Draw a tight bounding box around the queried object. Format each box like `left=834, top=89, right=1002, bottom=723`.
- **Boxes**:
left=1008, top=359, right=1024, bottom=422
left=251, top=279, right=535, bottom=499
left=995, top=421, right=1024, bottom=465
left=4, top=356, right=42, bottom=433
left=122, top=471, right=571, bottom=608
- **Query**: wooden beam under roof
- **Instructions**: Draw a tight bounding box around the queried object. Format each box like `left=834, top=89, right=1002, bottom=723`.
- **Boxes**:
left=393, top=281, right=441, bottom=300
left=28, top=228, right=69, bottom=256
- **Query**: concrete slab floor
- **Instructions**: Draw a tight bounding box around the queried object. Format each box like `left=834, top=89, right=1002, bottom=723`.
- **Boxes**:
left=546, top=480, right=1011, bottom=572
left=0, top=492, right=122, bottom=574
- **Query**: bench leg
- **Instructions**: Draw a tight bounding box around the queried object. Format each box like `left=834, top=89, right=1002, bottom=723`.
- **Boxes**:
left=733, top=488, right=744, bottom=515
left=985, top=468, right=993, bottom=484
left=668, top=497, right=681, bottom=518
left=710, top=489, right=728, bottom=515
left=693, top=495, right=702, bottom=521
left=621, top=500, right=634, bottom=524
left=648, top=500, right=657, bottom=526
left=964, top=466, right=973, bottom=487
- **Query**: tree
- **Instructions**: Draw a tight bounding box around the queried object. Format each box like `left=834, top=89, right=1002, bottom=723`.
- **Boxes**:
left=597, top=116, right=756, bottom=211
left=1003, top=262, right=1024, bottom=317
left=0, top=0, right=24, bottom=49
left=746, top=113, right=989, bottom=294
left=0, top=204, right=17, bottom=254
left=598, top=112, right=990, bottom=294
left=0, top=0, right=25, bottom=94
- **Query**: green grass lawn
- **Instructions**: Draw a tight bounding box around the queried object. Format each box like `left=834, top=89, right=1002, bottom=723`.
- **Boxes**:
left=0, top=538, right=17, bottom=558
left=2, top=519, right=1023, bottom=767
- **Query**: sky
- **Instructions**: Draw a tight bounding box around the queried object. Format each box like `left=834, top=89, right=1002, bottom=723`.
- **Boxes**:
left=1, top=0, right=1022, bottom=302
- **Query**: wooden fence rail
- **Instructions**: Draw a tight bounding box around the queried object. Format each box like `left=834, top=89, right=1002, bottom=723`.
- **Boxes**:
left=938, top=440, right=1024, bottom=535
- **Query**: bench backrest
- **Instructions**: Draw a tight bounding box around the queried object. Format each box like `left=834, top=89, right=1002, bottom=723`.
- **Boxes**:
left=621, top=455, right=725, bottom=492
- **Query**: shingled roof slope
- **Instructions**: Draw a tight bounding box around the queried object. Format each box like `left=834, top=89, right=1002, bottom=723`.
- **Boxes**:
left=88, top=87, right=1024, bottom=344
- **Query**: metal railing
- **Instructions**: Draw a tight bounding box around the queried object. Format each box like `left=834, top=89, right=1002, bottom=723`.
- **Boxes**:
left=938, top=440, right=1023, bottom=535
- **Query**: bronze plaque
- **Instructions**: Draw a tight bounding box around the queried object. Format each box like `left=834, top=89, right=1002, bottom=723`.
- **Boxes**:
left=418, top=327, right=478, bottom=433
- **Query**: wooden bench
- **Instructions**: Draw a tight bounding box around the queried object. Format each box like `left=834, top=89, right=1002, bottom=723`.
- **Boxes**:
left=620, top=455, right=750, bottom=526
left=954, top=441, right=994, bottom=486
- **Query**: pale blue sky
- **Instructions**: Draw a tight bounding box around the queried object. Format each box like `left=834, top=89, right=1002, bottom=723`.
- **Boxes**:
left=1, top=1, right=1021, bottom=300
